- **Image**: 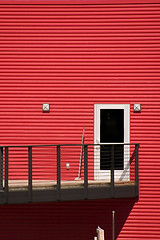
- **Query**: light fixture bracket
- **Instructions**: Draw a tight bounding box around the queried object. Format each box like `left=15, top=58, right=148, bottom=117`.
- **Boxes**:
left=133, top=103, right=141, bottom=112
left=42, top=103, right=50, bottom=112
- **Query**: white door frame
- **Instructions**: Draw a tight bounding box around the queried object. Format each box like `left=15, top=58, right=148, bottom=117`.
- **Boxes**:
left=94, top=104, right=130, bottom=181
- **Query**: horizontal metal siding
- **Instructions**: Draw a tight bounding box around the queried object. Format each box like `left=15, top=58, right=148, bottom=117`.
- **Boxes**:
left=0, top=3, right=160, bottom=240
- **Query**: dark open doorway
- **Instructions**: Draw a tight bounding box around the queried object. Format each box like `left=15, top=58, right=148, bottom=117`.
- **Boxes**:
left=100, top=109, right=124, bottom=170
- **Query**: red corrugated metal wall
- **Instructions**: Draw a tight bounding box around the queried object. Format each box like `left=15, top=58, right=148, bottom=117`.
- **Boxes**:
left=0, top=3, right=160, bottom=239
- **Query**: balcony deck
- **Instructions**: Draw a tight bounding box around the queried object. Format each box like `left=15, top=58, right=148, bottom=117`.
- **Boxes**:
left=0, top=179, right=137, bottom=204
left=7, top=179, right=135, bottom=190
left=0, top=143, right=139, bottom=204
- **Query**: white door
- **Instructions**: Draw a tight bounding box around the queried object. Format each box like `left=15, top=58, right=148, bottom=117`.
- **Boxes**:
left=94, top=104, right=130, bottom=181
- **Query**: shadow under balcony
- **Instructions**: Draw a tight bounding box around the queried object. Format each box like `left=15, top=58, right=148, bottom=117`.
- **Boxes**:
left=0, top=143, right=139, bottom=204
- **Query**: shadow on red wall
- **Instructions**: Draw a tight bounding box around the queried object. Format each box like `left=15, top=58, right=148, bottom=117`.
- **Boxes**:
left=0, top=198, right=137, bottom=240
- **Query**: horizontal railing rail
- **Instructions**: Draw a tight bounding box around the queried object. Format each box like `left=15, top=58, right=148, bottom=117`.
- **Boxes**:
left=0, top=143, right=139, bottom=204
left=0, top=143, right=138, bottom=148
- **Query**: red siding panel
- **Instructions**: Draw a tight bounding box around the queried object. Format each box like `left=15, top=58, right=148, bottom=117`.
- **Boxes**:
left=0, top=1, right=160, bottom=4
left=0, top=3, right=160, bottom=240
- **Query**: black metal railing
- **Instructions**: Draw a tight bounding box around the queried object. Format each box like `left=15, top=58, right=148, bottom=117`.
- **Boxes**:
left=0, top=143, right=139, bottom=204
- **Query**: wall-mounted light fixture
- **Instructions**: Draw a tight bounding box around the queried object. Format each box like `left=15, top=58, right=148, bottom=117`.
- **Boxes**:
left=133, top=103, right=141, bottom=112
left=42, top=103, right=50, bottom=112
left=66, top=163, right=70, bottom=170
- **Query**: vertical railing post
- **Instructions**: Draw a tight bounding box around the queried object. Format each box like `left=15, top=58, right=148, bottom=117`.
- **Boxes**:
left=57, top=145, right=61, bottom=201
left=5, top=147, right=8, bottom=203
left=135, top=144, right=139, bottom=197
left=111, top=145, right=114, bottom=198
left=28, top=146, right=32, bottom=202
left=84, top=144, right=88, bottom=199
left=0, top=147, right=3, bottom=190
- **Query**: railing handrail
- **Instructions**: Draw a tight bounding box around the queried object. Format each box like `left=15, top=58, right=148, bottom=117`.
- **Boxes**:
left=0, top=142, right=139, bottom=203
left=0, top=143, right=139, bottom=148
